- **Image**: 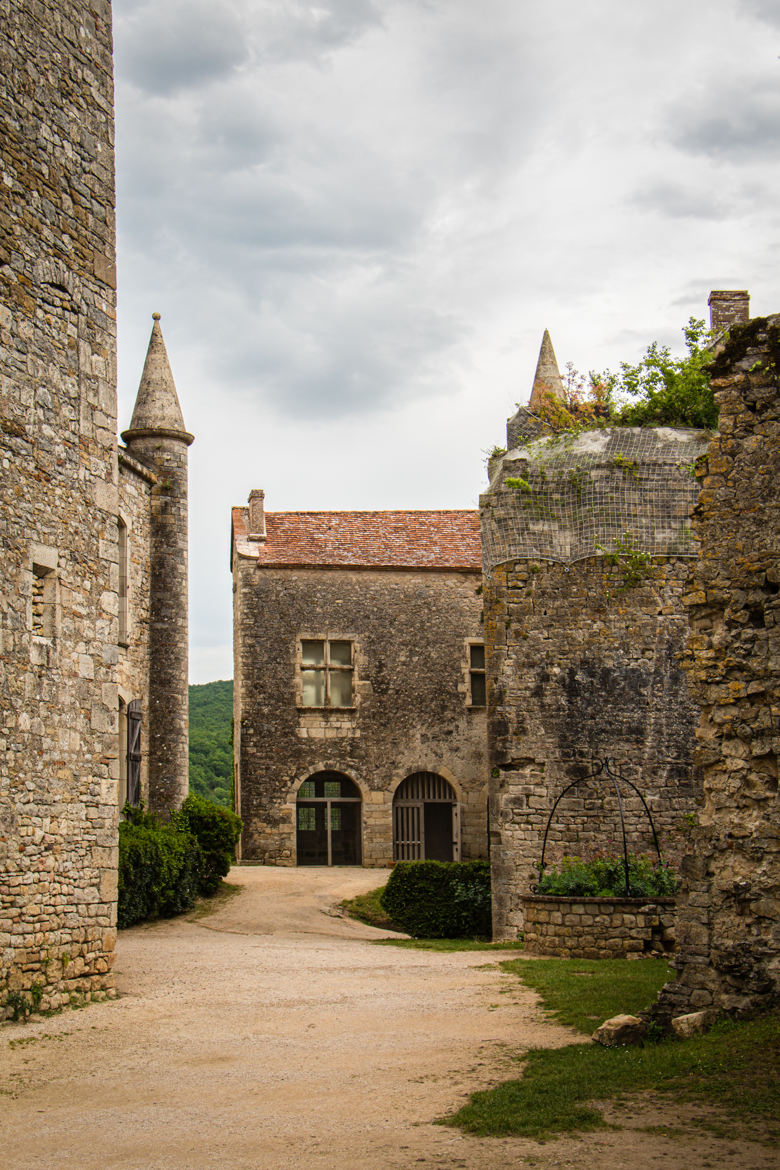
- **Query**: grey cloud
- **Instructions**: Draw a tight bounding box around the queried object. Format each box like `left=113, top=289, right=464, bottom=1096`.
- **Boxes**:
left=207, top=281, right=462, bottom=421
left=670, top=79, right=780, bottom=160
left=630, top=182, right=732, bottom=221
left=254, top=0, right=386, bottom=63
left=114, top=0, right=249, bottom=95
left=740, top=0, right=780, bottom=29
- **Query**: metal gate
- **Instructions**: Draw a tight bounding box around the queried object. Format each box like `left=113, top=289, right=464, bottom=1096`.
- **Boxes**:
left=393, top=772, right=460, bottom=862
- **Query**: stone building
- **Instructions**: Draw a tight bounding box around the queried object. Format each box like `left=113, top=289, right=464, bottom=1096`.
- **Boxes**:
left=1, top=1, right=190, bottom=1013
left=656, top=309, right=780, bottom=1019
left=482, top=331, right=712, bottom=939
left=232, top=495, right=488, bottom=866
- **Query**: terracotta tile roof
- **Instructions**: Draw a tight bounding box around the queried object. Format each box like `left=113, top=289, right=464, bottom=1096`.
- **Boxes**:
left=232, top=507, right=481, bottom=570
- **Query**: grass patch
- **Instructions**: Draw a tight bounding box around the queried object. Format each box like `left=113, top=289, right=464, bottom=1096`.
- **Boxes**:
left=339, top=886, right=404, bottom=932
left=443, top=955, right=780, bottom=1144
left=501, top=957, right=672, bottom=1034
left=444, top=1011, right=780, bottom=1142
left=376, top=938, right=525, bottom=953
left=185, top=880, right=243, bottom=920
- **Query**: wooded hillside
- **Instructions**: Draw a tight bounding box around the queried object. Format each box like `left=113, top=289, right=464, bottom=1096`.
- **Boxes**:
left=189, top=679, right=233, bottom=809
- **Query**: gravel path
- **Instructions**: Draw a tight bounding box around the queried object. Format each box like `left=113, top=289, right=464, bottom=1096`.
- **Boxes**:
left=1, top=867, right=775, bottom=1169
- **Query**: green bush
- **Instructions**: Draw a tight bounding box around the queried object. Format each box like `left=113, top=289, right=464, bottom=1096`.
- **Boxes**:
left=380, top=860, right=492, bottom=939
left=536, top=853, right=679, bottom=898
left=173, top=793, right=242, bottom=897
left=118, top=806, right=202, bottom=928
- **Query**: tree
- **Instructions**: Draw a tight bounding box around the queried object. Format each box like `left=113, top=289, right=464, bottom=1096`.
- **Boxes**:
left=601, top=317, right=717, bottom=430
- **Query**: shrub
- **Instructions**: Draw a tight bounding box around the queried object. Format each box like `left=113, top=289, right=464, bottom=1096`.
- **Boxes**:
left=117, top=806, right=202, bottom=928
left=536, top=853, right=679, bottom=899
left=380, top=860, right=492, bottom=939
left=173, top=793, right=242, bottom=896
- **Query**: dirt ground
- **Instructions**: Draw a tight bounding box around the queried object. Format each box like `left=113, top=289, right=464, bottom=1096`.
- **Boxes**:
left=0, top=866, right=775, bottom=1169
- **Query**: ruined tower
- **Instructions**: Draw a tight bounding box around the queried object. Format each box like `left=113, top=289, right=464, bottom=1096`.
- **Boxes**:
left=122, top=315, right=193, bottom=813
left=482, top=332, right=710, bottom=939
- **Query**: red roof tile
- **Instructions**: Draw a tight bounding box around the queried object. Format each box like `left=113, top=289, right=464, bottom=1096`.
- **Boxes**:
left=232, top=507, right=481, bottom=570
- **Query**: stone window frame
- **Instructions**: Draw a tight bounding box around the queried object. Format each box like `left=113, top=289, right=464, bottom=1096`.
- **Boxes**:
left=465, top=639, right=486, bottom=708
left=295, top=635, right=358, bottom=710
left=29, top=543, right=59, bottom=644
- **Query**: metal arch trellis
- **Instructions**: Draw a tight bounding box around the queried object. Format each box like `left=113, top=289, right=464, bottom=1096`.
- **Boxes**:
left=535, top=758, right=663, bottom=897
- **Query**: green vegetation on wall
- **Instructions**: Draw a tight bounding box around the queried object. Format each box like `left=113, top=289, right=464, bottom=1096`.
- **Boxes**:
left=531, top=319, right=718, bottom=434
left=189, top=679, right=233, bottom=808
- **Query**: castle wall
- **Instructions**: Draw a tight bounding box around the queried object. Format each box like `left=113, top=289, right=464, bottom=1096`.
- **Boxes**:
left=0, top=0, right=118, bottom=1010
left=657, top=314, right=780, bottom=1019
left=482, top=427, right=709, bottom=938
left=117, top=449, right=154, bottom=805
left=233, top=562, right=488, bottom=866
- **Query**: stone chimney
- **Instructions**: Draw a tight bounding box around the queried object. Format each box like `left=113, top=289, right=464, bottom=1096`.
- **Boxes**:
left=708, top=290, right=750, bottom=335
left=248, top=489, right=266, bottom=540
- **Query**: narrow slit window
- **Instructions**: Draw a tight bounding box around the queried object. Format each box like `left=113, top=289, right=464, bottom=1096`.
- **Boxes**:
left=469, top=643, right=486, bottom=707
left=31, top=563, right=56, bottom=639
left=118, top=519, right=128, bottom=645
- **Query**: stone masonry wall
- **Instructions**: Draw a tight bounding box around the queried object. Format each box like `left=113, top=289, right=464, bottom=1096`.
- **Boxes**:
left=522, top=894, right=676, bottom=958
left=656, top=314, right=780, bottom=1020
left=123, top=434, right=190, bottom=813
left=482, top=425, right=709, bottom=940
left=234, top=562, right=488, bottom=866
left=117, top=450, right=154, bottom=804
left=0, top=0, right=118, bottom=1011
left=486, top=555, right=699, bottom=938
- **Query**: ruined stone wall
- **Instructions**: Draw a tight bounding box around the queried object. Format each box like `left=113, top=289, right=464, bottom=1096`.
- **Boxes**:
left=482, top=426, right=709, bottom=939
left=117, top=450, right=154, bottom=804
left=0, top=0, right=118, bottom=1010
left=233, top=561, right=488, bottom=866
left=486, top=556, right=699, bottom=937
left=657, top=314, right=780, bottom=1019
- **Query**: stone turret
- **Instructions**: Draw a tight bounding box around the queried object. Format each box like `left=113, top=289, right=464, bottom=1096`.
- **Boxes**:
left=504, top=332, right=560, bottom=452
left=122, top=314, right=193, bottom=813
left=528, top=328, right=564, bottom=410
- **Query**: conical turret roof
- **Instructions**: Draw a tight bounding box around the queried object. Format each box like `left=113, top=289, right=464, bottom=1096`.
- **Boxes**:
left=121, top=313, right=193, bottom=445
left=528, top=329, right=564, bottom=410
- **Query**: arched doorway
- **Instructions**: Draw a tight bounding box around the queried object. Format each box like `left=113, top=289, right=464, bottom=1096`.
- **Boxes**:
left=393, top=772, right=460, bottom=862
left=296, top=772, right=362, bottom=866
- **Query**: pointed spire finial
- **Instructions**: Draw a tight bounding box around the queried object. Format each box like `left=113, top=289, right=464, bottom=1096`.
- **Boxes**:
left=528, top=329, right=564, bottom=411
left=121, top=313, right=193, bottom=446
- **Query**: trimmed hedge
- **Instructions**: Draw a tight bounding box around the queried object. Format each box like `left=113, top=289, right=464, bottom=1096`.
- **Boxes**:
left=380, top=860, right=492, bottom=939
left=173, top=793, right=242, bottom=896
left=118, top=806, right=201, bottom=928
left=118, top=797, right=243, bottom=928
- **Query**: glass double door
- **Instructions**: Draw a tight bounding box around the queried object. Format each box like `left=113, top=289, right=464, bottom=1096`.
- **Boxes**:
left=297, top=772, right=362, bottom=866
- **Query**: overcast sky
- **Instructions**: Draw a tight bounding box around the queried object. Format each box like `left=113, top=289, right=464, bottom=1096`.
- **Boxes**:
left=112, top=0, right=780, bottom=685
